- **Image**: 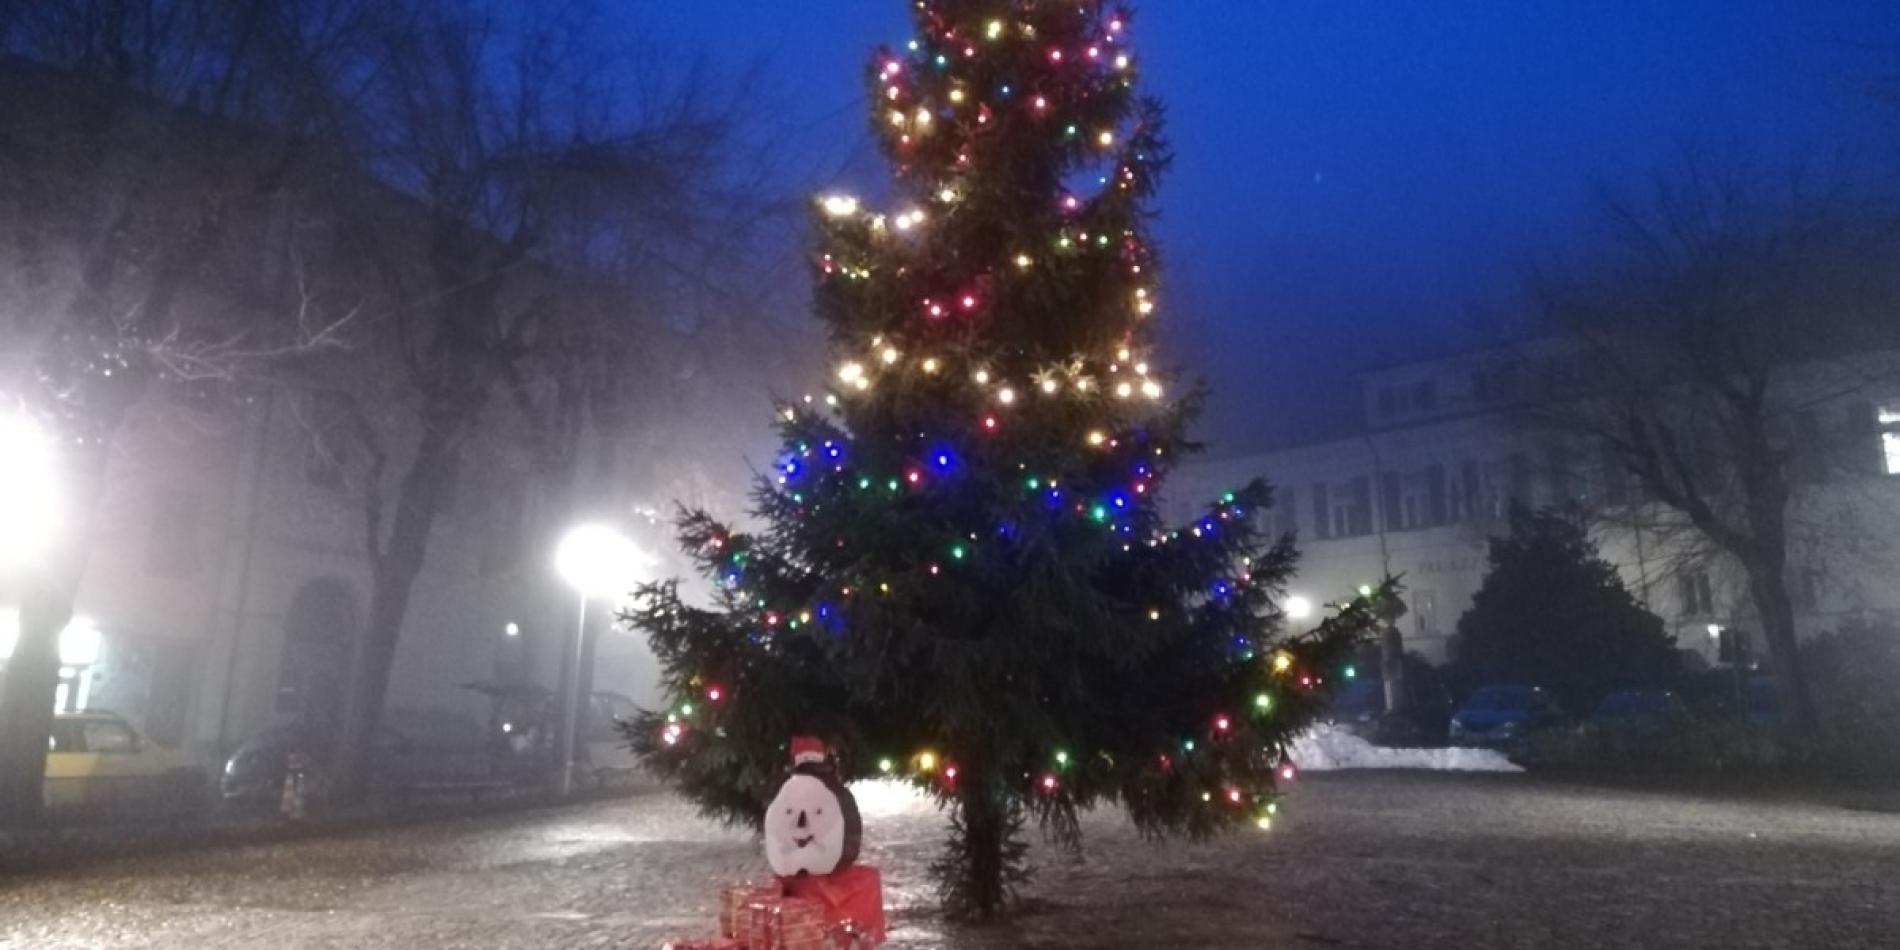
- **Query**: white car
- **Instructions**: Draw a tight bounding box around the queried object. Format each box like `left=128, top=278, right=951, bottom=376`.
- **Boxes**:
left=44, top=711, right=206, bottom=817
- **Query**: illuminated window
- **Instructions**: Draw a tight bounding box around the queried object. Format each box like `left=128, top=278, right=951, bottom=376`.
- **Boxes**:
left=1880, top=407, right=1900, bottom=476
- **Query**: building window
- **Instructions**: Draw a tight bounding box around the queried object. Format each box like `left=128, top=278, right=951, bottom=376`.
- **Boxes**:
left=1311, top=482, right=1331, bottom=541
left=1413, top=380, right=1437, bottom=412
left=53, top=665, right=93, bottom=713
left=1275, top=486, right=1299, bottom=536
left=1347, top=475, right=1373, bottom=537
left=1413, top=590, right=1438, bottom=636
left=1378, top=387, right=1397, bottom=418
left=1382, top=472, right=1405, bottom=532
left=1327, top=476, right=1372, bottom=539
left=276, top=578, right=359, bottom=728
left=1677, top=570, right=1714, bottom=618
left=1331, top=492, right=1354, bottom=539
left=1880, top=406, right=1900, bottom=476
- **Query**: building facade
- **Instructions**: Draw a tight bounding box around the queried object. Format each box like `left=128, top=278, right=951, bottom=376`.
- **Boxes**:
left=1172, top=341, right=1900, bottom=666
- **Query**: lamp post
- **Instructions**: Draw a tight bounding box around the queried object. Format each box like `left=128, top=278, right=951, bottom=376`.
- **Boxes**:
left=553, top=524, right=652, bottom=795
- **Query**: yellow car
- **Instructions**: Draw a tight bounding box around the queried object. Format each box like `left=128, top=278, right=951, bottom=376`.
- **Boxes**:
left=44, top=712, right=207, bottom=818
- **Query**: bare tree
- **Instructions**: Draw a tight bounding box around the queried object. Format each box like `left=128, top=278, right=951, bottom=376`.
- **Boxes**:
left=1525, top=149, right=1900, bottom=743
left=299, top=0, right=759, bottom=802
left=0, top=0, right=374, bottom=826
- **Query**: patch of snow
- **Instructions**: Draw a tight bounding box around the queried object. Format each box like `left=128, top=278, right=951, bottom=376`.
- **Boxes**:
left=1290, top=724, right=1523, bottom=773
left=849, top=778, right=941, bottom=818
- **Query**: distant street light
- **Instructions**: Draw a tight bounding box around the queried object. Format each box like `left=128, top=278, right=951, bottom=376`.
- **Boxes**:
left=0, top=411, right=60, bottom=569
left=1284, top=595, right=1314, bottom=621
left=553, top=524, right=655, bottom=795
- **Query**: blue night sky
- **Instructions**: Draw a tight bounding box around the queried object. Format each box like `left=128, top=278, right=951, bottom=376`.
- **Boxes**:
left=634, top=1, right=1900, bottom=453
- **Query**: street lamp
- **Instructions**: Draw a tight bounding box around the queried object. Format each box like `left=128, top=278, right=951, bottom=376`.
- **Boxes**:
left=0, top=411, right=60, bottom=569
left=1283, top=595, right=1314, bottom=621
left=553, top=524, right=654, bottom=795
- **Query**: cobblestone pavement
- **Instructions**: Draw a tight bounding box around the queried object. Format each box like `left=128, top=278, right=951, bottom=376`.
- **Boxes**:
left=2, top=772, right=1897, bottom=949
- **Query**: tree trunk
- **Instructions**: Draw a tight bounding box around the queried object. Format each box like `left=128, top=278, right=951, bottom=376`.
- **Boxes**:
left=1742, top=557, right=1818, bottom=743
left=958, top=783, right=1009, bottom=919
left=937, top=766, right=1021, bottom=921
left=0, top=589, right=71, bottom=827
left=331, top=418, right=463, bottom=804
left=0, top=447, right=104, bottom=828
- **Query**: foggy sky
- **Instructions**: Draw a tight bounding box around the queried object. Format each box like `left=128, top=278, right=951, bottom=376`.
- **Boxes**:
left=630, top=1, right=1900, bottom=454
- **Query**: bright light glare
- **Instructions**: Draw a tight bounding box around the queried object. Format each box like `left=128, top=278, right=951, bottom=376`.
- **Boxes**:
left=0, top=412, right=60, bottom=568
left=60, top=616, right=99, bottom=665
left=0, top=611, right=100, bottom=665
left=1284, top=595, right=1314, bottom=620
left=555, top=525, right=655, bottom=599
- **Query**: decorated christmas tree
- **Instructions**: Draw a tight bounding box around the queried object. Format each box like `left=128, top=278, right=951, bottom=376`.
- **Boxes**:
left=627, top=0, right=1391, bottom=918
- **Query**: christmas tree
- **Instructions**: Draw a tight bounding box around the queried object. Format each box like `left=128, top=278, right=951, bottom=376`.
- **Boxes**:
left=627, top=0, right=1390, bottom=918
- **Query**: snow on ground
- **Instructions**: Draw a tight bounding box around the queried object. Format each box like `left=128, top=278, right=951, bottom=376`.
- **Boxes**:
left=847, top=724, right=1519, bottom=818
left=851, top=778, right=940, bottom=818
left=1290, top=723, right=1523, bottom=773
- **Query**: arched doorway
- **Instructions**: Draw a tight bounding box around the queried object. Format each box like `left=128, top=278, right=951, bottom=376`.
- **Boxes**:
left=274, top=577, right=359, bottom=729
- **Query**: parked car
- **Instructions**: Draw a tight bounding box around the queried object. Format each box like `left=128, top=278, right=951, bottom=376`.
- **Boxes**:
left=583, top=691, right=641, bottom=776
left=220, top=708, right=518, bottom=809
left=1327, top=656, right=1459, bottom=746
left=44, top=711, right=207, bottom=818
left=1590, top=689, right=1688, bottom=734
left=1448, top=686, right=1567, bottom=746
left=458, top=683, right=642, bottom=783
left=1326, top=675, right=1387, bottom=735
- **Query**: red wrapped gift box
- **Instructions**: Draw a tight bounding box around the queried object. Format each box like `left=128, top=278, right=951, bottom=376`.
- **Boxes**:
left=719, top=881, right=783, bottom=938
left=782, top=866, right=886, bottom=947
left=744, top=895, right=827, bottom=950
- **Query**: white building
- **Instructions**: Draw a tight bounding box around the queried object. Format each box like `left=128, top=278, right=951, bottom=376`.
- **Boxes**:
left=1173, top=341, right=1900, bottom=665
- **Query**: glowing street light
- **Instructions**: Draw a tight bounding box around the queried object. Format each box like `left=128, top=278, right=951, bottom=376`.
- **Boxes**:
left=1283, top=595, right=1314, bottom=621
left=0, top=411, right=60, bottom=569
left=0, top=611, right=99, bottom=665
left=553, top=524, right=655, bottom=794
left=555, top=525, right=650, bottom=601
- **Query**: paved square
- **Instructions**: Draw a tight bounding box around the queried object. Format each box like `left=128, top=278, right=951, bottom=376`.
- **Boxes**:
left=2, top=773, right=1896, bottom=948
